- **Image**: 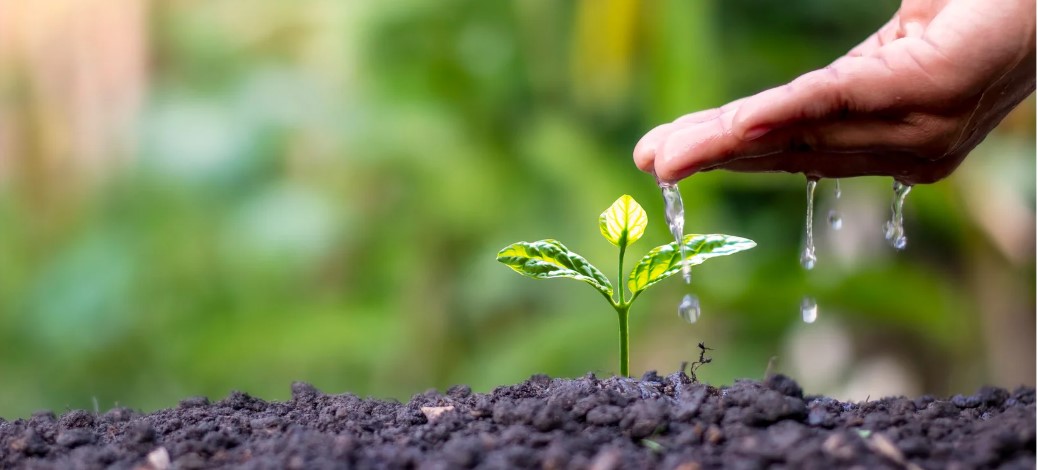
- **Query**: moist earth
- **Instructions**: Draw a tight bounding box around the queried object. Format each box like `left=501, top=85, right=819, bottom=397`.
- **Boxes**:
left=1, top=372, right=1034, bottom=469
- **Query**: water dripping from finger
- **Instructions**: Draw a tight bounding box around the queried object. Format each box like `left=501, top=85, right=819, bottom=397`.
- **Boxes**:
left=654, top=172, right=700, bottom=324
left=828, top=179, right=843, bottom=231
left=800, top=178, right=818, bottom=270
left=801, top=177, right=820, bottom=324
left=882, top=180, right=912, bottom=250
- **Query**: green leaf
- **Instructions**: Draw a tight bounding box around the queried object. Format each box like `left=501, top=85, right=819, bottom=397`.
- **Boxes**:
left=628, top=234, right=756, bottom=295
left=599, top=195, right=648, bottom=249
left=497, top=239, right=613, bottom=297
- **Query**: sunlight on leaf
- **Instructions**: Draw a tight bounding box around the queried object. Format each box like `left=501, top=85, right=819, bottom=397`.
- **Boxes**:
left=599, top=194, right=647, bottom=249
left=628, top=234, right=756, bottom=295
left=497, top=239, right=613, bottom=297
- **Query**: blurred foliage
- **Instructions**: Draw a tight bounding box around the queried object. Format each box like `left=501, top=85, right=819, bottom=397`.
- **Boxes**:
left=0, top=0, right=1033, bottom=418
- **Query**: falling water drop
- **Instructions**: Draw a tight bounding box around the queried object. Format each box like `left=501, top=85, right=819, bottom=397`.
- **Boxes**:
left=827, top=210, right=843, bottom=230
left=882, top=180, right=912, bottom=250
left=678, top=294, right=701, bottom=323
left=828, top=179, right=843, bottom=230
left=800, top=178, right=818, bottom=270
left=800, top=297, right=818, bottom=323
left=658, top=180, right=692, bottom=284
left=655, top=173, right=700, bottom=321
left=801, top=178, right=823, bottom=324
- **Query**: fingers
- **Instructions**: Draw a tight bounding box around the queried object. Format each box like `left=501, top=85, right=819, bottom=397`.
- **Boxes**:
left=632, top=23, right=957, bottom=183
left=709, top=148, right=965, bottom=185
left=727, top=3, right=955, bottom=142
left=731, top=64, right=872, bottom=141
left=635, top=95, right=959, bottom=183
left=636, top=50, right=916, bottom=180
left=646, top=113, right=923, bottom=182
left=634, top=99, right=751, bottom=173
left=633, top=122, right=682, bottom=173
left=673, top=98, right=748, bottom=124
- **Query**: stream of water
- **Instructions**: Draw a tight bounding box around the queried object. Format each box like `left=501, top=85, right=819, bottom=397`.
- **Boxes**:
left=883, top=181, right=912, bottom=250
left=656, top=174, right=914, bottom=326
left=658, top=181, right=692, bottom=283
left=828, top=179, right=842, bottom=230
left=800, top=178, right=916, bottom=323
left=656, top=176, right=699, bottom=323
left=800, top=178, right=818, bottom=270
left=801, top=177, right=819, bottom=323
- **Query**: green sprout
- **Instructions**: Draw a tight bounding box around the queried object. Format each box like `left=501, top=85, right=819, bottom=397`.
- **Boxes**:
left=496, top=195, right=756, bottom=377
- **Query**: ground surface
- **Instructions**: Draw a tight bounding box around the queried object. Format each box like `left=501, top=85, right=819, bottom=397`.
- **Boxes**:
left=0, top=372, right=1034, bottom=469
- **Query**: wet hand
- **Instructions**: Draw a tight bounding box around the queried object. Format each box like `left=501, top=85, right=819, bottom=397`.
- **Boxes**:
left=633, top=0, right=1036, bottom=185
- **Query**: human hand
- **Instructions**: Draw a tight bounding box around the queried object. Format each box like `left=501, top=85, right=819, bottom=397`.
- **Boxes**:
left=633, top=0, right=1035, bottom=185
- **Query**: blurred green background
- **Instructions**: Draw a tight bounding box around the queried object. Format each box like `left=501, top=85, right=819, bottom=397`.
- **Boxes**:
left=0, top=0, right=1033, bottom=418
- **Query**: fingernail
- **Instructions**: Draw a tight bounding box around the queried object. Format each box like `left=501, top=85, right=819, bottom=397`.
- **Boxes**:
left=743, top=126, right=771, bottom=141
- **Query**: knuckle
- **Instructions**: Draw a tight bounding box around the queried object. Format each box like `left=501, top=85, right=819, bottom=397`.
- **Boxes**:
left=788, top=67, right=852, bottom=118
left=796, top=67, right=843, bottom=93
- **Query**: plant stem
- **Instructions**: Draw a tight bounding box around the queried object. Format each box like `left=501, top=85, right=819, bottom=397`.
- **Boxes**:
left=616, top=242, right=631, bottom=377
left=617, top=244, right=627, bottom=305
left=616, top=304, right=630, bottom=377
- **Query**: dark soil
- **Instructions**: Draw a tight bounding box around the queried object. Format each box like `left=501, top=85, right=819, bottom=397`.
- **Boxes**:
left=1, top=372, right=1034, bottom=469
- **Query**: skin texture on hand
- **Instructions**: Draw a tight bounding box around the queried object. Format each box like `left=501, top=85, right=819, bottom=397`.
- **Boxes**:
left=634, top=0, right=1036, bottom=185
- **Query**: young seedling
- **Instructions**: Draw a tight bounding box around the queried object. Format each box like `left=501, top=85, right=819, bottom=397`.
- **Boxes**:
left=496, top=195, right=755, bottom=377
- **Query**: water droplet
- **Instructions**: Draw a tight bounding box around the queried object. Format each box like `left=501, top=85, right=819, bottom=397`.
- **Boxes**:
left=801, top=297, right=818, bottom=323
left=883, top=180, right=912, bottom=250
left=678, top=294, right=701, bottom=323
left=834, top=179, right=842, bottom=199
left=828, top=210, right=843, bottom=230
left=800, top=248, right=816, bottom=270
left=656, top=176, right=691, bottom=284
left=655, top=174, right=697, bottom=320
left=800, top=178, right=818, bottom=270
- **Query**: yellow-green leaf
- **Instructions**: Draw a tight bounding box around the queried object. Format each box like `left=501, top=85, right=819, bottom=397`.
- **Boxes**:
left=628, top=234, right=756, bottom=295
left=599, top=195, right=648, bottom=249
left=497, top=239, right=613, bottom=297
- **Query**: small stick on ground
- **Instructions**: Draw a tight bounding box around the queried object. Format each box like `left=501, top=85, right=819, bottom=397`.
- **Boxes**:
left=689, top=342, right=713, bottom=381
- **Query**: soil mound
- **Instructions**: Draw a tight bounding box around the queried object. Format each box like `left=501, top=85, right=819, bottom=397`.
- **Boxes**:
left=1, top=372, right=1034, bottom=469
